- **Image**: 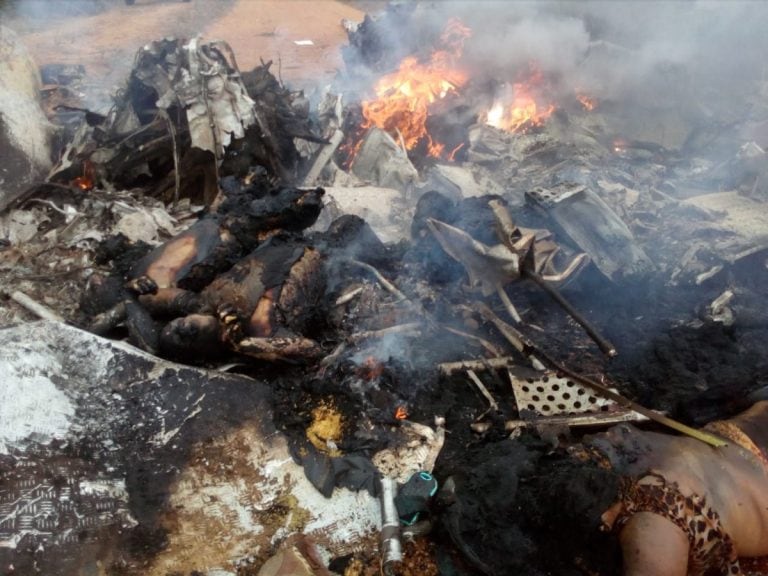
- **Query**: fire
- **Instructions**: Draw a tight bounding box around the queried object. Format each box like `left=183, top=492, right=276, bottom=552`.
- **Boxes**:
left=71, top=160, right=95, bottom=191
left=612, top=138, right=628, bottom=154
left=576, top=92, right=597, bottom=111
left=394, top=405, right=408, bottom=420
left=359, top=18, right=471, bottom=159
left=359, top=356, right=385, bottom=381
left=484, top=65, right=555, bottom=133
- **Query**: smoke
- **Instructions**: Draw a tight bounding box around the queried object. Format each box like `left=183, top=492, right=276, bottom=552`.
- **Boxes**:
left=352, top=1, right=768, bottom=114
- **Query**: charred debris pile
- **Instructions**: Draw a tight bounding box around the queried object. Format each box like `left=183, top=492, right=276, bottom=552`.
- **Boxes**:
left=4, top=3, right=768, bottom=575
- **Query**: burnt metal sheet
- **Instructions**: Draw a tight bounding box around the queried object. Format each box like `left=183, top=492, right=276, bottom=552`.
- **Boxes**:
left=527, top=183, right=655, bottom=281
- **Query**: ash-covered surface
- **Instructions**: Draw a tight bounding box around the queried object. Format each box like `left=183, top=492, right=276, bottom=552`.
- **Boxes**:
left=0, top=321, right=275, bottom=575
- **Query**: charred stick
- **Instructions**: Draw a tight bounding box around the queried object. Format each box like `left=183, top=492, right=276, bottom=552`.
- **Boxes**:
left=439, top=324, right=506, bottom=357
left=395, top=127, right=408, bottom=155
left=467, top=369, right=499, bottom=413
left=25, top=198, right=78, bottom=216
left=112, top=114, right=165, bottom=150
left=319, top=342, right=347, bottom=369
left=496, top=283, right=522, bottom=323
left=11, top=290, right=66, bottom=323
left=210, top=40, right=243, bottom=77
left=438, top=356, right=517, bottom=376
left=334, top=285, right=364, bottom=306
left=475, top=303, right=546, bottom=371
left=524, top=268, right=617, bottom=357
left=87, top=301, right=127, bottom=335
left=348, top=322, right=422, bottom=344
left=349, top=260, right=407, bottom=302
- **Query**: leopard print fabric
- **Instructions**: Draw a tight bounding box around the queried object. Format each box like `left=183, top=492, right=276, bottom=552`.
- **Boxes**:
left=614, top=473, right=742, bottom=576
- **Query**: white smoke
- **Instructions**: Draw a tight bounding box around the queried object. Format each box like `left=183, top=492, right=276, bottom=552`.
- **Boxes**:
left=355, top=1, right=768, bottom=114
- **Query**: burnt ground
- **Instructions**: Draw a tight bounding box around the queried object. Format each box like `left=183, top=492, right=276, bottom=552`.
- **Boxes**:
left=245, top=195, right=768, bottom=575
left=4, top=2, right=768, bottom=575
left=400, top=222, right=768, bottom=575
left=4, top=181, right=764, bottom=575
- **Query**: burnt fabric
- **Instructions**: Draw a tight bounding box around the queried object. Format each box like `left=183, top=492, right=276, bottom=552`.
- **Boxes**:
left=297, top=444, right=379, bottom=498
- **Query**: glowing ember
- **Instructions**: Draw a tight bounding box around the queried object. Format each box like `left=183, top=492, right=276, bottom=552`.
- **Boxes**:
left=359, top=18, right=472, bottom=159
left=394, top=405, right=408, bottom=420
left=359, top=356, right=385, bottom=381
left=576, top=92, right=597, bottom=111
left=71, top=160, right=95, bottom=191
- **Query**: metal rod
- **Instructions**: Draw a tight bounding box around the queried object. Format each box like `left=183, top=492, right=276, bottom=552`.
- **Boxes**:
left=524, top=268, right=617, bottom=357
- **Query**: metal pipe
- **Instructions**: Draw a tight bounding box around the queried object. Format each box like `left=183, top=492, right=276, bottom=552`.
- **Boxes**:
left=380, top=476, right=403, bottom=574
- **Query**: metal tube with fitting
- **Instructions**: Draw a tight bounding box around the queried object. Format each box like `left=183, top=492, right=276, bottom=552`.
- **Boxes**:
left=380, top=476, right=403, bottom=574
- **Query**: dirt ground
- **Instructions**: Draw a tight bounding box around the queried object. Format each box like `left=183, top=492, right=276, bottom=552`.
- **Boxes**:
left=11, top=0, right=380, bottom=107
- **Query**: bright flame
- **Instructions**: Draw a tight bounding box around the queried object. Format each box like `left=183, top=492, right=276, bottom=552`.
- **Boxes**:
left=484, top=66, right=555, bottom=133
left=71, top=160, right=95, bottom=191
left=359, top=18, right=472, bottom=158
left=395, top=406, right=408, bottom=420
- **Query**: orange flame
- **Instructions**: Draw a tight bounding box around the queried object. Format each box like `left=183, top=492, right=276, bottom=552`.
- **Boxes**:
left=394, top=406, right=408, bottom=420
left=576, top=92, right=597, bottom=111
left=484, top=66, right=555, bottom=133
left=71, top=160, right=95, bottom=191
left=359, top=18, right=471, bottom=159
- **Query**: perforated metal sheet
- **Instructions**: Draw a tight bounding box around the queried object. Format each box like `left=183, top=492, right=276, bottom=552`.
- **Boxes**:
left=509, top=368, right=618, bottom=416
